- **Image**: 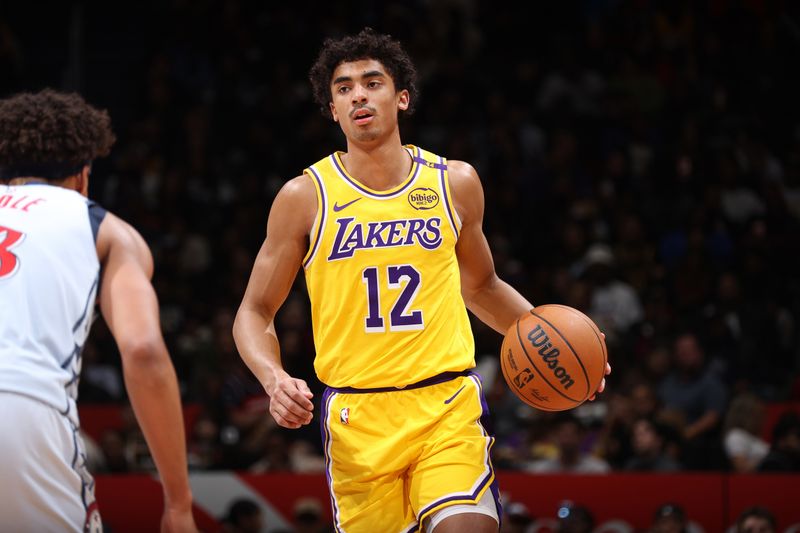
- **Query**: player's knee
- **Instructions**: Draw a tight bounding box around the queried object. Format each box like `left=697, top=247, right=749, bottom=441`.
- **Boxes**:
left=430, top=512, right=498, bottom=533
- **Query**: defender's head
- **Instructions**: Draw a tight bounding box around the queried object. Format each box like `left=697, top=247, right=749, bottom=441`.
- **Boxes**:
left=0, top=89, right=115, bottom=194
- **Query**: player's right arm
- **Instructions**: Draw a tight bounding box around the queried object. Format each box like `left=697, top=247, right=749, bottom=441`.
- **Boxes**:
left=232, top=175, right=317, bottom=429
left=95, top=213, right=197, bottom=533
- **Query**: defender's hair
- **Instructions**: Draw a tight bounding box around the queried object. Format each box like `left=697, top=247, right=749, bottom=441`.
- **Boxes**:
left=309, top=27, right=418, bottom=119
left=0, top=89, right=115, bottom=181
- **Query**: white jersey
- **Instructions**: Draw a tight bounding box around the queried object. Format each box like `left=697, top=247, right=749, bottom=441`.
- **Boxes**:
left=0, top=183, right=105, bottom=426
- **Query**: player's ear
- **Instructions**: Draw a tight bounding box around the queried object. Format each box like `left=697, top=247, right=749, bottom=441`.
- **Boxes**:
left=330, top=102, right=339, bottom=122
left=398, top=90, right=409, bottom=111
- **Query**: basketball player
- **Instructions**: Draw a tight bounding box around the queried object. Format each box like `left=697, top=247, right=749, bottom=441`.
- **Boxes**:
left=233, top=29, right=610, bottom=532
left=0, top=90, right=197, bottom=532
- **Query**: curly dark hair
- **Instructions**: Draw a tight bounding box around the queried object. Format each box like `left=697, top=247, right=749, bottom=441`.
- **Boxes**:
left=0, top=89, right=115, bottom=181
left=309, top=27, right=418, bottom=119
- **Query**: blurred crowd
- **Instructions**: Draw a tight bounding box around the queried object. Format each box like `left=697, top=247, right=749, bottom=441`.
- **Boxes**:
left=211, top=496, right=782, bottom=533
left=3, top=0, right=800, bottom=479
left=498, top=499, right=780, bottom=533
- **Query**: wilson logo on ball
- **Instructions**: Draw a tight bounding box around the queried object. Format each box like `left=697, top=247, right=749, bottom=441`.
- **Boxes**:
left=527, top=324, right=575, bottom=390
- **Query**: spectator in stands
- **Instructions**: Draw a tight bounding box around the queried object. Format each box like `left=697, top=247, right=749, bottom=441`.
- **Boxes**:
left=649, top=503, right=688, bottom=533
left=526, top=413, right=610, bottom=473
left=97, top=429, right=131, bottom=473
left=758, top=411, right=800, bottom=472
left=624, top=417, right=682, bottom=471
left=556, top=501, right=594, bottom=533
left=247, top=428, right=292, bottom=473
left=500, top=502, right=533, bottom=533
left=658, top=331, right=727, bottom=469
left=218, top=358, right=274, bottom=469
left=630, top=381, right=661, bottom=420
left=220, top=498, right=263, bottom=533
left=293, top=497, right=331, bottom=533
left=187, top=411, right=222, bottom=470
left=722, top=393, right=769, bottom=472
left=581, top=243, right=644, bottom=348
left=595, top=390, right=635, bottom=469
left=735, top=506, right=776, bottom=533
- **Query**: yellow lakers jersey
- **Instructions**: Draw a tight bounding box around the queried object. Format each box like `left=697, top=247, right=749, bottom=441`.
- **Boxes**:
left=302, top=145, right=475, bottom=388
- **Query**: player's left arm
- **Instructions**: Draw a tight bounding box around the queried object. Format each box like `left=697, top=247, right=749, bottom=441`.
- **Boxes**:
left=96, top=214, right=197, bottom=532
left=450, top=161, right=610, bottom=394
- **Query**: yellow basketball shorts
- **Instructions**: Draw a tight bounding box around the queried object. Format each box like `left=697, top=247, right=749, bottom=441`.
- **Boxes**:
left=319, top=370, right=501, bottom=533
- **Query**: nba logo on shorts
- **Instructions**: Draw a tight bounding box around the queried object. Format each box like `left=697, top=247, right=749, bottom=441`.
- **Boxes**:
left=340, top=407, right=350, bottom=425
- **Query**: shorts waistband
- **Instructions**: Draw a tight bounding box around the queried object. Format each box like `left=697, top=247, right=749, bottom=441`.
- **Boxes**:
left=325, top=370, right=474, bottom=394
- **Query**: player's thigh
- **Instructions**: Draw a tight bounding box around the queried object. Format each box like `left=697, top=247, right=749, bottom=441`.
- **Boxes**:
left=0, top=392, right=96, bottom=532
left=322, top=389, right=418, bottom=532
left=408, top=374, right=501, bottom=524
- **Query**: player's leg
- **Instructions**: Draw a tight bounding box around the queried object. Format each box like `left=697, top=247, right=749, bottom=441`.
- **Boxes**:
left=0, top=392, right=100, bottom=532
left=425, top=488, right=499, bottom=532
left=429, top=513, right=498, bottom=533
left=320, top=388, right=418, bottom=532
left=409, top=373, right=502, bottom=532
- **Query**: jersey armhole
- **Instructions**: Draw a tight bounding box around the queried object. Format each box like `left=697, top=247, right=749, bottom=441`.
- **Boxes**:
left=302, top=166, right=327, bottom=269
left=438, top=156, right=462, bottom=239
left=87, top=201, right=108, bottom=243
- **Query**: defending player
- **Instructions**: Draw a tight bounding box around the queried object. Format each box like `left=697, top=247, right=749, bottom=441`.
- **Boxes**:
left=0, top=89, right=197, bottom=532
left=233, top=29, right=609, bottom=532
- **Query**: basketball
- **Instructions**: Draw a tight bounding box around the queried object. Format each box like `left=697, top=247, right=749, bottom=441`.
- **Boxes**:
left=500, top=304, right=607, bottom=411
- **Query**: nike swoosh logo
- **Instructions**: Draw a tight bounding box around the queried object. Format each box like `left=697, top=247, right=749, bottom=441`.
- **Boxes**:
left=333, top=198, right=362, bottom=212
left=444, top=386, right=466, bottom=405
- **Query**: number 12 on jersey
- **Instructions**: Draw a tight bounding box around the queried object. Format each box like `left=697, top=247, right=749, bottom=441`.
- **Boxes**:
left=362, top=265, right=424, bottom=333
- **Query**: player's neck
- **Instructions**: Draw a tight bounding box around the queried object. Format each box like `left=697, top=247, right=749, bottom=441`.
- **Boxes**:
left=8, top=177, right=51, bottom=186
left=341, top=139, right=412, bottom=191
left=8, top=173, right=84, bottom=194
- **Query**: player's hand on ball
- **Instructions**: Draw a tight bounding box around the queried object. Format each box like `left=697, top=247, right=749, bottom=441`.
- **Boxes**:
left=588, top=360, right=611, bottom=401
left=501, top=305, right=607, bottom=410
left=267, top=372, right=314, bottom=428
left=588, top=331, right=610, bottom=402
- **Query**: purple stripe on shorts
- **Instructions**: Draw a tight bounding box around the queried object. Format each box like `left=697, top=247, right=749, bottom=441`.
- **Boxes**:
left=416, top=373, right=499, bottom=522
left=471, top=374, right=503, bottom=521
left=417, top=470, right=494, bottom=520
left=320, top=388, right=343, bottom=531
left=303, top=166, right=327, bottom=269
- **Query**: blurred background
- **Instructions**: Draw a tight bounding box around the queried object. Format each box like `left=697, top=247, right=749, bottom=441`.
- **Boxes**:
left=3, top=0, right=800, bottom=531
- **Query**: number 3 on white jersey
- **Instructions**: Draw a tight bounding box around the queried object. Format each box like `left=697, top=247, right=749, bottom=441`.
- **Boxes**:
left=0, top=225, right=25, bottom=279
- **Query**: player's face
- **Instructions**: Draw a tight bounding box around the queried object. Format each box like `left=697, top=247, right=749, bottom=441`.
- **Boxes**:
left=329, top=59, right=409, bottom=144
